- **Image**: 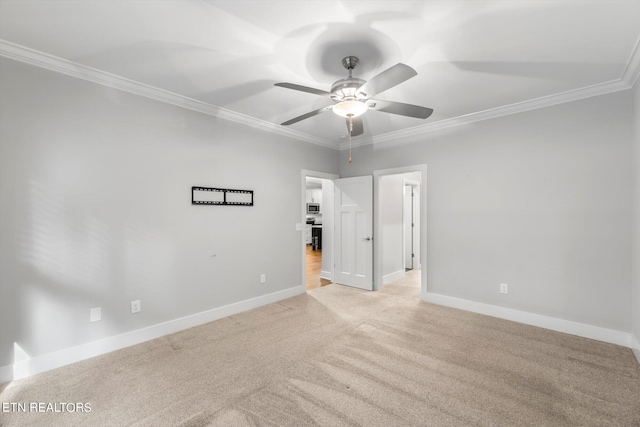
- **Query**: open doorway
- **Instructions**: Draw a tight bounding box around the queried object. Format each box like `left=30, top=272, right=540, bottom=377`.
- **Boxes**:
left=305, top=176, right=331, bottom=290
left=374, top=165, right=427, bottom=296
left=301, top=170, right=338, bottom=292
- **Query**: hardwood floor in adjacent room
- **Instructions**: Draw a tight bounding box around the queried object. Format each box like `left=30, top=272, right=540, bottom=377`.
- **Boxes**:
left=306, top=245, right=331, bottom=291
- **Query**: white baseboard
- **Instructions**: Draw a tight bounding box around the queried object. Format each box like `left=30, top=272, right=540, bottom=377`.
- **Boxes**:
left=320, top=270, right=332, bottom=281
left=631, top=335, right=640, bottom=366
left=0, top=285, right=305, bottom=384
left=423, top=292, right=635, bottom=349
left=383, top=270, right=405, bottom=285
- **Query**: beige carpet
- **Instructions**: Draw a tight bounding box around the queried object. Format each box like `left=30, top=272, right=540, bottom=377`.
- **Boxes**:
left=1, top=271, right=639, bottom=426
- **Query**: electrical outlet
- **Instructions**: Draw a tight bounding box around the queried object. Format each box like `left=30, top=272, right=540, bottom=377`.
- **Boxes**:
left=500, top=283, right=508, bottom=294
left=90, top=307, right=101, bottom=322
left=295, top=223, right=302, bottom=231
left=131, top=300, right=141, bottom=314
left=260, top=274, right=266, bottom=284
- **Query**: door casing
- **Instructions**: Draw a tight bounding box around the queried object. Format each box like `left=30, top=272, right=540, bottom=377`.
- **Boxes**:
left=300, top=169, right=339, bottom=291
left=302, top=164, right=427, bottom=298
left=373, top=164, right=428, bottom=296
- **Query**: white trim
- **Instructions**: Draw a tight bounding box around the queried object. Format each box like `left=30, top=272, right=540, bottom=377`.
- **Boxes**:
left=622, top=35, right=640, bottom=86
left=631, top=336, right=640, bottom=367
left=0, top=39, right=338, bottom=150
left=373, top=164, right=427, bottom=295
left=2, top=39, right=638, bottom=153
left=300, top=170, right=339, bottom=292
left=0, top=285, right=305, bottom=383
left=424, top=292, right=634, bottom=349
left=345, top=79, right=630, bottom=150
left=383, top=270, right=405, bottom=285
left=320, top=270, right=332, bottom=281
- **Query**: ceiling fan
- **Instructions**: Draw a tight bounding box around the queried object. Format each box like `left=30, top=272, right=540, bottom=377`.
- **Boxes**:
left=275, top=56, right=434, bottom=137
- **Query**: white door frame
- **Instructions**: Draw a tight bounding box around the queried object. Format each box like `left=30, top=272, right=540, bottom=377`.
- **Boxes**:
left=301, top=169, right=339, bottom=290
left=373, top=164, right=427, bottom=296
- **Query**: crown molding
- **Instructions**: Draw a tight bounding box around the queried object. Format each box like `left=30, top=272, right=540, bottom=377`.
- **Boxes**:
left=344, top=35, right=640, bottom=150
left=342, top=78, right=631, bottom=150
left=622, top=35, right=640, bottom=86
left=0, top=40, right=340, bottom=150
left=2, top=38, right=638, bottom=153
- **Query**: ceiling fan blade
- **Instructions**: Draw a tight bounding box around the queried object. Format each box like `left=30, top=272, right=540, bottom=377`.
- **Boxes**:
left=274, top=82, right=334, bottom=98
left=354, top=63, right=417, bottom=99
left=346, top=117, right=364, bottom=137
left=281, top=105, right=333, bottom=126
left=367, top=99, right=433, bottom=119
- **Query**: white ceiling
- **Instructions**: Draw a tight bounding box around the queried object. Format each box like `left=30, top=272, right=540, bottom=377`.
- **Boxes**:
left=1, top=0, right=639, bottom=149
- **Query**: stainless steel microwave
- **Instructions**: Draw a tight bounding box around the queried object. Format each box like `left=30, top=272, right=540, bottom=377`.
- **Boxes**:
left=307, top=203, right=320, bottom=214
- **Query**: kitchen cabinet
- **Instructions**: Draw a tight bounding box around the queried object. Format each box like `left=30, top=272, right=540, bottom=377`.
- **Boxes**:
left=305, top=224, right=312, bottom=244
left=306, top=189, right=322, bottom=205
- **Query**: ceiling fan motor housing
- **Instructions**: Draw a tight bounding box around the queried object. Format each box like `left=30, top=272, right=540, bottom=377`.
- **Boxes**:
left=331, top=77, right=366, bottom=99
left=331, top=56, right=366, bottom=100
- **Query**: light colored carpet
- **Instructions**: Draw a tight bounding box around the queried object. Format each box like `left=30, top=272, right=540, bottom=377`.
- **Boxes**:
left=1, top=271, right=639, bottom=426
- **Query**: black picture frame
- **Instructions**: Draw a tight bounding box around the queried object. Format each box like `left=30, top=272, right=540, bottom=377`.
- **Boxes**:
left=191, top=186, right=253, bottom=206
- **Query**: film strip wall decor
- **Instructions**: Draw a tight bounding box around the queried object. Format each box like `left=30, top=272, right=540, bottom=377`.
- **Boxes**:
left=192, top=186, right=254, bottom=206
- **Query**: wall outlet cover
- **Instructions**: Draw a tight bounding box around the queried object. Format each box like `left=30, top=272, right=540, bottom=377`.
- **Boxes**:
left=131, top=300, right=141, bottom=314
left=90, top=307, right=101, bottom=322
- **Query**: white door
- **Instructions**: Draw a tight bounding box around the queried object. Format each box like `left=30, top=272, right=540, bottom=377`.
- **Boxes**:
left=334, top=176, right=373, bottom=290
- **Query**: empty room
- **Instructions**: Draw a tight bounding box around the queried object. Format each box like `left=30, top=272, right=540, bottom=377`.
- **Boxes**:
left=1, top=1, right=639, bottom=425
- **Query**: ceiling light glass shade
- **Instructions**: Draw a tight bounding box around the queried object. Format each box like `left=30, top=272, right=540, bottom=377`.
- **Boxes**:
left=332, top=100, right=368, bottom=118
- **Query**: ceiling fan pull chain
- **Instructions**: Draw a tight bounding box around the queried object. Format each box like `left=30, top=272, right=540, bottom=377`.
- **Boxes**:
left=348, top=115, right=353, bottom=164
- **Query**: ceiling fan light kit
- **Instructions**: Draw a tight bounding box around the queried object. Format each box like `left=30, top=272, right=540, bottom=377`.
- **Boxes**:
left=333, top=100, right=368, bottom=118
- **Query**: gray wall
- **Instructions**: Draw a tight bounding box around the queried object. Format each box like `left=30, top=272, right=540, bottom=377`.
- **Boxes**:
left=341, top=90, right=634, bottom=332
left=380, top=174, right=405, bottom=281
left=633, top=79, right=640, bottom=345
left=1, top=52, right=636, bottom=371
left=0, top=58, right=339, bottom=367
